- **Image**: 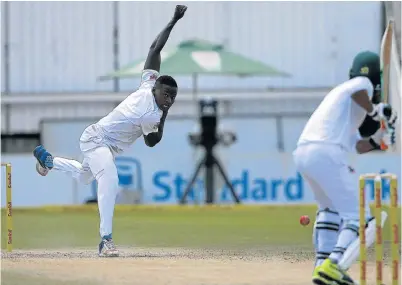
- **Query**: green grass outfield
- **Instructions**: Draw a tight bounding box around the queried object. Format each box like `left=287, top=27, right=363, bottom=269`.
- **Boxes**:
left=1, top=205, right=400, bottom=250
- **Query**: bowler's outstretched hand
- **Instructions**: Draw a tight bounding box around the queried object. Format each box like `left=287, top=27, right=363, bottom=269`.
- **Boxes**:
left=172, top=5, right=187, bottom=21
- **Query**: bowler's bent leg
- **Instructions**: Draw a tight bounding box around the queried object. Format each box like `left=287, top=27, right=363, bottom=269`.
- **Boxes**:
left=33, top=145, right=94, bottom=184
left=53, top=157, right=95, bottom=184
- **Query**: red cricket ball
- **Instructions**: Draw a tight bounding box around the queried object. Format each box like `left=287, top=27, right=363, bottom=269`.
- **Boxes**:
left=300, top=215, right=310, bottom=226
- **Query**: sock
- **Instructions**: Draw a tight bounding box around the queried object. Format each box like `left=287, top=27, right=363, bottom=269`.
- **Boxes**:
left=102, top=234, right=112, bottom=240
left=329, top=220, right=359, bottom=263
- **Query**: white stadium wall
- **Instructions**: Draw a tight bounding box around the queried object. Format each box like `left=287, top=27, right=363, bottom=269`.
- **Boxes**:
left=6, top=1, right=115, bottom=93
left=2, top=151, right=400, bottom=207
left=2, top=1, right=382, bottom=93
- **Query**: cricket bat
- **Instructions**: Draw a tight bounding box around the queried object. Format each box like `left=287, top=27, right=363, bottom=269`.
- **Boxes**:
left=379, top=19, right=394, bottom=150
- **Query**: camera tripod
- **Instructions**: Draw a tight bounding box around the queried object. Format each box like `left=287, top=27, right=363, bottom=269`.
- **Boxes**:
left=179, top=146, right=241, bottom=204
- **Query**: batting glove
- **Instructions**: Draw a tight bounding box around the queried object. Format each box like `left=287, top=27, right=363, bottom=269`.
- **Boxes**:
left=368, top=103, right=398, bottom=126
left=369, top=126, right=396, bottom=149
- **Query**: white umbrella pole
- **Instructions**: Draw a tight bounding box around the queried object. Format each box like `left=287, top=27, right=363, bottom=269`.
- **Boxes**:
left=192, top=73, right=198, bottom=102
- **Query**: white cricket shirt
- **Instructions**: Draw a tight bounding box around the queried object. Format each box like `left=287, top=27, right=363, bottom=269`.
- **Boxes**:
left=297, top=76, right=374, bottom=152
left=92, top=69, right=163, bottom=153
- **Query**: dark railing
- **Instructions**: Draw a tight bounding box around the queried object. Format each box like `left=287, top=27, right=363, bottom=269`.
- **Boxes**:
left=1, top=133, right=40, bottom=153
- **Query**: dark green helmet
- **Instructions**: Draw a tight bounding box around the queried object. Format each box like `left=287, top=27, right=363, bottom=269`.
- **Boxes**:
left=349, top=51, right=381, bottom=86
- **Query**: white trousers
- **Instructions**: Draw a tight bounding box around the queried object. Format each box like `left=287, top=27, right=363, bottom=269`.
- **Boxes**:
left=53, top=125, right=119, bottom=238
left=293, top=143, right=370, bottom=220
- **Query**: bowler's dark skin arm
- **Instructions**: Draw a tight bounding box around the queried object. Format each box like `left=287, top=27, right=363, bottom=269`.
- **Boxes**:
left=142, top=20, right=175, bottom=146
left=144, top=112, right=167, bottom=147
left=144, top=22, right=176, bottom=72
left=142, top=19, right=175, bottom=147
left=143, top=5, right=186, bottom=147
left=144, top=5, right=187, bottom=72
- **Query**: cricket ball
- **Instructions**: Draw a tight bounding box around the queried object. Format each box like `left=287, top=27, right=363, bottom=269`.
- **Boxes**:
left=300, top=215, right=310, bottom=226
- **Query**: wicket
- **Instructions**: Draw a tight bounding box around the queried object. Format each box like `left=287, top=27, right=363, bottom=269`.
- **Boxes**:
left=1, top=163, right=12, bottom=252
left=359, top=173, right=399, bottom=285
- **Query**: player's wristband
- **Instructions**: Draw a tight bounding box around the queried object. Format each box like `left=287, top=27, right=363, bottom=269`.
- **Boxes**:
left=368, top=137, right=381, bottom=150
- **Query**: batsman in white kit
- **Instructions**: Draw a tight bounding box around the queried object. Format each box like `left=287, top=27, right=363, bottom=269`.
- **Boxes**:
left=293, top=51, right=398, bottom=285
left=33, top=5, right=187, bottom=257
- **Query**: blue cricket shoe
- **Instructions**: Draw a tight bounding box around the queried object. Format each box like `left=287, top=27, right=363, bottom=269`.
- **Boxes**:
left=33, top=145, right=54, bottom=170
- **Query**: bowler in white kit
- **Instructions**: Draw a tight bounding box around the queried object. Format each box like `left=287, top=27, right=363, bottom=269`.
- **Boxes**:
left=293, top=51, right=397, bottom=285
left=33, top=5, right=187, bottom=257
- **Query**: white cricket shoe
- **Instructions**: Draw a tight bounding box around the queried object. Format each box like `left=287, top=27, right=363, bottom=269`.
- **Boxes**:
left=98, top=238, right=119, bottom=257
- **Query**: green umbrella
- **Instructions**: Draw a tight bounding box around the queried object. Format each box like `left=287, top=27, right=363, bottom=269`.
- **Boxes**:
left=99, top=39, right=290, bottom=96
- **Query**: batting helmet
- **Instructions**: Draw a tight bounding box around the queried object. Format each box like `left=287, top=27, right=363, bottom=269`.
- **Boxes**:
left=349, top=51, right=381, bottom=87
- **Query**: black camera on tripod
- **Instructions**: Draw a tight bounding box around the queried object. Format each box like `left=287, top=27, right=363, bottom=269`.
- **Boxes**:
left=188, top=98, right=237, bottom=149
left=180, top=98, right=240, bottom=205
